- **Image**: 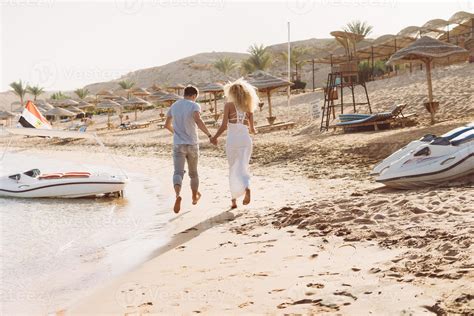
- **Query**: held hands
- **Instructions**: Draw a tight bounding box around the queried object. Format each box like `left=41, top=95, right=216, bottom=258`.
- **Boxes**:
left=209, top=135, right=218, bottom=146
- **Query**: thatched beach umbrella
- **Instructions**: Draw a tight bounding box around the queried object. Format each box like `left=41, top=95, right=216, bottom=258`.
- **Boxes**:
left=245, top=71, right=292, bottom=125
left=67, top=106, right=85, bottom=114
left=0, top=111, right=16, bottom=127
left=124, top=96, right=151, bottom=121
left=166, top=84, right=185, bottom=95
left=58, top=99, right=79, bottom=107
left=201, top=83, right=224, bottom=121
left=45, top=107, right=76, bottom=121
left=0, top=110, right=16, bottom=119
left=97, top=100, right=122, bottom=128
left=387, top=36, right=469, bottom=124
left=37, top=102, right=55, bottom=111
left=130, top=87, right=150, bottom=99
left=76, top=100, right=94, bottom=110
left=96, top=89, right=116, bottom=100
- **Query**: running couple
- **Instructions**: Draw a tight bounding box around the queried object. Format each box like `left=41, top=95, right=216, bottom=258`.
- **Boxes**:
left=164, top=79, right=258, bottom=213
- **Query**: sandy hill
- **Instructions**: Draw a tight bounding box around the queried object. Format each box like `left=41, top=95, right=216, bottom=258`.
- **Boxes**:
left=84, top=52, right=250, bottom=94
left=0, top=37, right=375, bottom=110
left=83, top=38, right=342, bottom=93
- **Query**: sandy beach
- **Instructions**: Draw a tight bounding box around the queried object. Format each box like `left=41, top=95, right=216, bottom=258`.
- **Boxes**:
left=2, top=4, right=473, bottom=314
left=5, top=68, right=473, bottom=313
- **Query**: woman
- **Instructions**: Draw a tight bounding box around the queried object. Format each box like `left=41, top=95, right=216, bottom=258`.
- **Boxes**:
left=211, top=79, right=258, bottom=209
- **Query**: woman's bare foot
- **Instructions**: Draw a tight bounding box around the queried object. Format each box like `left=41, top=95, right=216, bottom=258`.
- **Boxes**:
left=231, top=199, right=237, bottom=209
left=192, top=192, right=201, bottom=205
left=243, top=188, right=251, bottom=205
left=173, top=196, right=182, bottom=214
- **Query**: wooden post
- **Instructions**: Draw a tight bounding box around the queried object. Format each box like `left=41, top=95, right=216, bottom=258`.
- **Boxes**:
left=267, top=90, right=273, bottom=124
left=371, top=46, right=374, bottom=80
left=425, top=60, right=435, bottom=125
left=394, top=39, right=398, bottom=75
left=312, top=59, right=315, bottom=91
left=214, top=92, right=219, bottom=121
left=135, top=107, right=138, bottom=121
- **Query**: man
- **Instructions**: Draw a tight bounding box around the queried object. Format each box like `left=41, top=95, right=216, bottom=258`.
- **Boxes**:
left=164, top=85, right=214, bottom=213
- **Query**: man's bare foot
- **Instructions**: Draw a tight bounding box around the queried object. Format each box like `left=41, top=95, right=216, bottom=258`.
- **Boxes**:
left=243, top=188, right=251, bottom=205
left=174, top=196, right=182, bottom=214
left=192, top=192, right=201, bottom=205
left=231, top=199, right=237, bottom=209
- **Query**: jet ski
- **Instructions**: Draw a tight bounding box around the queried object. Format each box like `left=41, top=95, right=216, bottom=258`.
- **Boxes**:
left=374, top=129, right=474, bottom=188
left=0, top=169, right=126, bottom=198
left=371, top=122, right=474, bottom=176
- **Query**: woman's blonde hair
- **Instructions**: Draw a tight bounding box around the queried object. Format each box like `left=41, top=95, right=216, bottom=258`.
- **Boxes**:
left=224, top=78, right=259, bottom=113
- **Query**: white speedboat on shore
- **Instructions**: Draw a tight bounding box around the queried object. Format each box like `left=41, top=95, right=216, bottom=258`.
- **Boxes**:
left=1, top=127, right=128, bottom=198
left=371, top=122, right=474, bottom=176
left=0, top=169, right=126, bottom=198
left=374, top=129, right=474, bottom=188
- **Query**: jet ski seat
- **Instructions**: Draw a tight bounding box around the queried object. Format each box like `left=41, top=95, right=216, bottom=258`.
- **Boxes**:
left=24, top=169, right=41, bottom=178
left=451, top=132, right=474, bottom=146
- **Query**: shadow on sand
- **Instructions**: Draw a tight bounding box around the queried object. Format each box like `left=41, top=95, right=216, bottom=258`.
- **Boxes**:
left=147, top=209, right=236, bottom=259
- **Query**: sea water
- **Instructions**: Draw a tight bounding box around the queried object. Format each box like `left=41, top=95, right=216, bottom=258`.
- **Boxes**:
left=0, top=151, right=173, bottom=314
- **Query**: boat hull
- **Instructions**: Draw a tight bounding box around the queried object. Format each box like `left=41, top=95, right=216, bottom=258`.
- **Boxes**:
left=0, top=175, right=126, bottom=198
left=376, top=154, right=474, bottom=189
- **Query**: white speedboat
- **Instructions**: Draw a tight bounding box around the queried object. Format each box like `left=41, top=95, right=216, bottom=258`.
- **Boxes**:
left=0, top=169, right=126, bottom=198
left=1, top=127, right=128, bottom=198
left=374, top=129, right=474, bottom=188
left=371, top=122, right=474, bottom=176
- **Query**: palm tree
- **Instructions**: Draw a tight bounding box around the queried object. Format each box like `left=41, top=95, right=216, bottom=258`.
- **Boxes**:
left=74, top=88, right=90, bottom=99
left=50, top=91, right=68, bottom=100
left=343, top=20, right=373, bottom=39
left=213, top=57, right=237, bottom=76
left=9, top=80, right=28, bottom=108
left=280, top=46, right=310, bottom=80
left=241, top=44, right=272, bottom=74
left=118, top=79, right=135, bottom=99
left=26, top=85, right=45, bottom=101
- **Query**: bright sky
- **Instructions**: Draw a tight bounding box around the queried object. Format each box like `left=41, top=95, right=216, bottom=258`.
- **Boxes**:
left=0, top=0, right=471, bottom=91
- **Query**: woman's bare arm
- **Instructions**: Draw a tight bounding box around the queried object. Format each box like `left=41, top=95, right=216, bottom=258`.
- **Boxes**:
left=212, top=103, right=230, bottom=140
left=248, top=112, right=257, bottom=134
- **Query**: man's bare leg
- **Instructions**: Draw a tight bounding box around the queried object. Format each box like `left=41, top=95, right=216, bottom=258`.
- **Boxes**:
left=174, top=184, right=182, bottom=213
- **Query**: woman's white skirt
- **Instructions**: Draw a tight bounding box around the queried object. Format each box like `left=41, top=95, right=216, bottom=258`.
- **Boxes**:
left=226, top=123, right=252, bottom=199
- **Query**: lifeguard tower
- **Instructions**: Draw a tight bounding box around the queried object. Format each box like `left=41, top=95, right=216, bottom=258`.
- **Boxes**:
left=320, top=31, right=372, bottom=131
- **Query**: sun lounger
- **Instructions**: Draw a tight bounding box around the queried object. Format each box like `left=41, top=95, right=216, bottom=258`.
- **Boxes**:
left=257, top=121, right=296, bottom=133
left=334, top=104, right=413, bottom=132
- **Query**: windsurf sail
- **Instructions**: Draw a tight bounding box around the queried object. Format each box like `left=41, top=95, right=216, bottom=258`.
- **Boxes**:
left=18, top=100, right=52, bottom=129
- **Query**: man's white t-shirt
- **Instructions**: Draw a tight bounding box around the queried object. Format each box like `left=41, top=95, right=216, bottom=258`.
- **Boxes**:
left=167, top=99, right=201, bottom=145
